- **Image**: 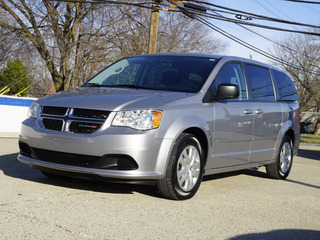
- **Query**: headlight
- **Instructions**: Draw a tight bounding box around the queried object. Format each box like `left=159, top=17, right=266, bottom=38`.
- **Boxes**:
left=27, top=101, right=40, bottom=119
left=112, top=110, right=163, bottom=130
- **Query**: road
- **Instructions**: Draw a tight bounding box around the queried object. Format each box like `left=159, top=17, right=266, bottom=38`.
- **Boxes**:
left=0, top=138, right=319, bottom=240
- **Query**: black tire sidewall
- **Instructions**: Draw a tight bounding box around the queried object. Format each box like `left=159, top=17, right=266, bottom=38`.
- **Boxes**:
left=277, top=136, right=293, bottom=178
left=171, top=134, right=204, bottom=199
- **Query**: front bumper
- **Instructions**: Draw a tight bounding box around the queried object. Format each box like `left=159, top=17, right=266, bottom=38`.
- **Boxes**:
left=18, top=118, right=173, bottom=180
left=17, top=154, right=163, bottom=180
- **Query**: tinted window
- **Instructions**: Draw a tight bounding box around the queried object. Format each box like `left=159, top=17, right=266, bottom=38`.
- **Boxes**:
left=85, top=56, right=219, bottom=93
left=272, top=70, right=298, bottom=101
left=213, top=63, right=247, bottom=101
left=246, top=64, right=275, bottom=101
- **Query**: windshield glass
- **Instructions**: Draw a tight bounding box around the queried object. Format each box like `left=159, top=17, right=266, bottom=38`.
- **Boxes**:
left=84, top=55, right=219, bottom=93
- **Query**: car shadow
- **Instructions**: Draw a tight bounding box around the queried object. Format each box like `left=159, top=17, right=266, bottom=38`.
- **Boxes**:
left=298, top=149, right=320, bottom=161
left=203, top=166, right=320, bottom=190
left=228, top=229, right=320, bottom=240
left=0, top=152, right=159, bottom=198
left=203, top=167, right=269, bottom=182
left=2, top=152, right=318, bottom=198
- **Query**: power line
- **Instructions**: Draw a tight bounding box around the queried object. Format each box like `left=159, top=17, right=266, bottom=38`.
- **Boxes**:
left=53, top=0, right=156, bottom=9
left=236, top=24, right=320, bottom=62
left=185, top=0, right=320, bottom=30
left=209, top=10, right=320, bottom=62
left=179, top=8, right=320, bottom=75
left=265, top=0, right=296, bottom=21
left=189, top=10, right=320, bottom=36
left=253, top=0, right=284, bottom=19
left=4, top=0, right=320, bottom=94
left=53, top=0, right=320, bottom=35
left=285, top=0, right=320, bottom=4
left=181, top=1, right=320, bottom=62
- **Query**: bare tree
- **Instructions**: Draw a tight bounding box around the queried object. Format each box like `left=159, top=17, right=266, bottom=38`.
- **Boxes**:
left=0, top=1, right=226, bottom=93
left=273, top=34, right=320, bottom=135
left=157, top=12, right=226, bottom=54
left=0, top=0, right=97, bottom=91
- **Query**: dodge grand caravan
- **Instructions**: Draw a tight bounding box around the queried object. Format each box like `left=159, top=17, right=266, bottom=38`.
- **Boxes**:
left=18, top=54, right=300, bottom=200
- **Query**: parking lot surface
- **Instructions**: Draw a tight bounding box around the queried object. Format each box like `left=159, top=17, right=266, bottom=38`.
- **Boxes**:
left=0, top=138, right=319, bottom=240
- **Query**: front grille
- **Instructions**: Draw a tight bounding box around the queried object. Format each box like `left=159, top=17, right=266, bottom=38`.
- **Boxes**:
left=39, top=106, right=110, bottom=134
left=42, top=106, right=68, bottom=115
left=72, top=109, right=109, bottom=119
left=69, top=121, right=102, bottom=134
left=42, top=119, right=63, bottom=131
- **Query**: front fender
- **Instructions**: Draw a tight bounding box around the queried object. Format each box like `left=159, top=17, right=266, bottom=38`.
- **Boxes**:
left=154, top=112, right=212, bottom=177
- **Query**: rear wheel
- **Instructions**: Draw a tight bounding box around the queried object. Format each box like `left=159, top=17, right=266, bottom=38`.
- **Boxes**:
left=157, top=133, right=204, bottom=200
left=266, top=135, right=293, bottom=179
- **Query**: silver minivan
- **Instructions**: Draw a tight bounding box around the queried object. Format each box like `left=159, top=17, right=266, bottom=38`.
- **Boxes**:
left=18, top=54, right=300, bottom=200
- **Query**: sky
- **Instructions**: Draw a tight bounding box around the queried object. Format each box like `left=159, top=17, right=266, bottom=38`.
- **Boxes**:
left=204, top=0, right=320, bottom=64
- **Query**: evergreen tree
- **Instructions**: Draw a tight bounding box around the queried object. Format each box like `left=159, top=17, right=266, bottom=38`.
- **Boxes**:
left=0, top=58, right=30, bottom=96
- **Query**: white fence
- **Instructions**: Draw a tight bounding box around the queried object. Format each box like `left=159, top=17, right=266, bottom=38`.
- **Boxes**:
left=0, top=95, right=37, bottom=138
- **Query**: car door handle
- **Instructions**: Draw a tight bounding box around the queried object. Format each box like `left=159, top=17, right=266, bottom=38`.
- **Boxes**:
left=243, top=109, right=253, bottom=115
left=255, top=109, right=264, bottom=114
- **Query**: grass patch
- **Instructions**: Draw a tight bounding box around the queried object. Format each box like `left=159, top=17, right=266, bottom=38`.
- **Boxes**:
left=300, top=134, right=320, bottom=144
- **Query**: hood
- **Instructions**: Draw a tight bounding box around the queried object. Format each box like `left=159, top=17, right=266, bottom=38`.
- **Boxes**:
left=37, top=87, right=189, bottom=111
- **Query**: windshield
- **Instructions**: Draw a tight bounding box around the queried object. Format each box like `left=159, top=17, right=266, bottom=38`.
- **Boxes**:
left=84, top=55, right=219, bottom=93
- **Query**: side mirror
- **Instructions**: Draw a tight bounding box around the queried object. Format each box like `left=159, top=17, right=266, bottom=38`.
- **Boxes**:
left=216, top=84, right=239, bottom=99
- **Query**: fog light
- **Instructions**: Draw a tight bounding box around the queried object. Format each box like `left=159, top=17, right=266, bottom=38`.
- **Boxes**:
left=95, top=155, right=138, bottom=170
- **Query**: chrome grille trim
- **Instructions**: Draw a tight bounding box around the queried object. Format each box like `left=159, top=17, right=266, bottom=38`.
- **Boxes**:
left=39, top=106, right=110, bottom=133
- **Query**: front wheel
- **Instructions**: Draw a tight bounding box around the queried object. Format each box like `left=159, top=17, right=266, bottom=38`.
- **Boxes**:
left=266, top=135, right=293, bottom=180
left=157, top=133, right=204, bottom=200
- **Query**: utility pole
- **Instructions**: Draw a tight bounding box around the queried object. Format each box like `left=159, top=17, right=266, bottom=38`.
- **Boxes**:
left=148, top=0, right=161, bottom=54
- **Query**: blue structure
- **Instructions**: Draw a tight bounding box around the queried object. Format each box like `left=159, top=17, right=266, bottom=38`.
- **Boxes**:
left=0, top=96, right=35, bottom=107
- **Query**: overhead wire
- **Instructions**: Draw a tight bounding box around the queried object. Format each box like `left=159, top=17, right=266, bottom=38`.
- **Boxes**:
left=175, top=0, right=320, bottom=62
left=265, top=0, right=296, bottom=21
left=285, top=0, right=320, bottom=4
left=253, top=0, right=284, bottom=19
left=235, top=24, right=320, bottom=62
left=185, top=9, right=320, bottom=36
left=209, top=9, right=320, bottom=62
left=185, top=0, right=320, bottom=29
left=53, top=0, right=156, bottom=10
left=3, top=0, right=320, bottom=94
left=177, top=6, right=320, bottom=75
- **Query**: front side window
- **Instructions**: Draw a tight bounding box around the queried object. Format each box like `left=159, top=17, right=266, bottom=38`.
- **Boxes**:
left=85, top=56, right=219, bottom=93
left=246, top=64, right=275, bottom=102
left=213, top=63, right=247, bottom=101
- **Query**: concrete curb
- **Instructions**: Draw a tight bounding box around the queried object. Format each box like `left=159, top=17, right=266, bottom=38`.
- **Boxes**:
left=0, top=132, right=19, bottom=138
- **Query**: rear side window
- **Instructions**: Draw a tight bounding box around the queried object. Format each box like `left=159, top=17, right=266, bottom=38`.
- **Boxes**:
left=271, top=70, right=299, bottom=101
left=246, top=64, right=275, bottom=102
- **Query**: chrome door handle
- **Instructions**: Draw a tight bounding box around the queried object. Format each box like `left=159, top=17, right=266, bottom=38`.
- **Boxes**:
left=243, top=109, right=253, bottom=115
left=255, top=109, right=264, bottom=114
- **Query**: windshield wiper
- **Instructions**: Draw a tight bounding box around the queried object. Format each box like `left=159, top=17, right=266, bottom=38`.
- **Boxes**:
left=85, top=82, right=105, bottom=87
left=85, top=83, right=121, bottom=88
left=110, top=84, right=156, bottom=90
left=85, top=83, right=156, bottom=90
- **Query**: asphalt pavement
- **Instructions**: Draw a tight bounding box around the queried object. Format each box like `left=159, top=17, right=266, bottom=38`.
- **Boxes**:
left=0, top=138, right=319, bottom=240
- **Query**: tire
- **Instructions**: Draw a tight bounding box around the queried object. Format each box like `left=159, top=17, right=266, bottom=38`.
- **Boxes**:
left=266, top=135, right=293, bottom=180
left=157, top=133, right=204, bottom=200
